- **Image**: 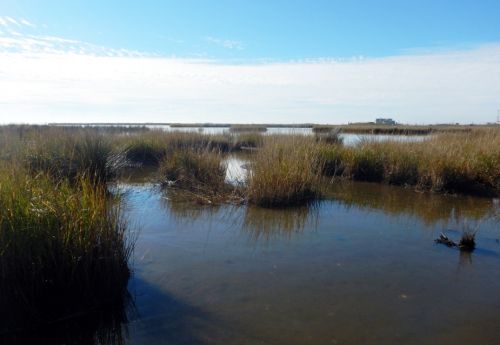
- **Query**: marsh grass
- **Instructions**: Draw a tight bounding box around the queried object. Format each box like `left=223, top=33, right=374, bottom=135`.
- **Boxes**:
left=459, top=232, right=476, bottom=251
left=159, top=148, right=244, bottom=204
left=315, top=128, right=343, bottom=145
left=312, top=124, right=489, bottom=135
left=319, top=129, right=500, bottom=196
left=160, top=148, right=225, bottom=189
left=164, top=131, right=232, bottom=152
left=229, top=125, right=267, bottom=133
left=0, top=168, right=132, bottom=329
left=458, top=222, right=480, bottom=252
left=121, top=131, right=263, bottom=166
left=23, top=130, right=125, bottom=183
left=247, top=136, right=324, bottom=207
left=120, top=131, right=169, bottom=166
left=232, top=132, right=264, bottom=150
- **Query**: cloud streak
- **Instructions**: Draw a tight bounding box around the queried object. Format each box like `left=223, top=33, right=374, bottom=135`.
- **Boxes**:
left=0, top=20, right=146, bottom=57
left=204, top=36, right=245, bottom=50
left=0, top=17, right=499, bottom=124
left=0, top=16, right=36, bottom=28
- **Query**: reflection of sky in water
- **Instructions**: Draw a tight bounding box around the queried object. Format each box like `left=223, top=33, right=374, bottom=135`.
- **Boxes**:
left=106, top=180, right=500, bottom=345
left=224, top=156, right=248, bottom=185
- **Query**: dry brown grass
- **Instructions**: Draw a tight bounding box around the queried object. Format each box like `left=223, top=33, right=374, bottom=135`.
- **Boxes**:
left=159, top=148, right=245, bottom=204
left=320, top=129, right=500, bottom=196
left=247, top=136, right=324, bottom=207
left=313, top=123, right=497, bottom=135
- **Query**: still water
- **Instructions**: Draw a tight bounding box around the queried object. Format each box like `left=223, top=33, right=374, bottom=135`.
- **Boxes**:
left=106, top=179, right=498, bottom=345
left=9, top=176, right=499, bottom=344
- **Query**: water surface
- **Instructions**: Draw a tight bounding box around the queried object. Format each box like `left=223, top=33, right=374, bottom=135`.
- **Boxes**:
left=9, top=174, right=499, bottom=344
left=113, top=180, right=499, bottom=345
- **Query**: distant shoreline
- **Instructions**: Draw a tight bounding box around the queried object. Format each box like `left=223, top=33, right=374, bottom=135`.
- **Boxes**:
left=43, top=122, right=499, bottom=135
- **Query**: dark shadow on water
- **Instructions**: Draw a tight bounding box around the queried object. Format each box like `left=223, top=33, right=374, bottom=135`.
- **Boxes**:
left=126, top=276, right=213, bottom=345
left=0, top=297, right=131, bottom=345
left=0, top=276, right=216, bottom=345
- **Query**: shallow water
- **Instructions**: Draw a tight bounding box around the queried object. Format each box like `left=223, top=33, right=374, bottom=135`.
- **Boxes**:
left=8, top=176, right=500, bottom=344
left=102, top=179, right=499, bottom=345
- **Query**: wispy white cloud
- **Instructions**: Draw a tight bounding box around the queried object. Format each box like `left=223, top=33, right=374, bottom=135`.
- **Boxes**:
left=0, top=16, right=37, bottom=28
left=204, top=36, right=245, bottom=50
left=0, top=21, right=146, bottom=57
left=19, top=18, right=36, bottom=28
left=5, top=17, right=20, bottom=27
left=0, top=18, right=499, bottom=124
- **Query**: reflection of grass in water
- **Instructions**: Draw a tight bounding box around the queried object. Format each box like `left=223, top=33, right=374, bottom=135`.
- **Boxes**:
left=243, top=205, right=318, bottom=242
left=161, top=188, right=224, bottom=221
left=162, top=189, right=318, bottom=242
left=325, top=181, right=494, bottom=227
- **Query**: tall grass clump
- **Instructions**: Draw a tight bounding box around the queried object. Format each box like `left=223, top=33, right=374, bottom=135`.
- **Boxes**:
left=0, top=167, right=132, bottom=330
left=165, top=132, right=232, bottom=152
left=232, top=132, right=264, bottom=150
left=24, top=130, right=124, bottom=183
left=315, top=128, right=343, bottom=145
left=120, top=130, right=169, bottom=166
left=159, top=148, right=230, bottom=201
left=247, top=136, right=324, bottom=207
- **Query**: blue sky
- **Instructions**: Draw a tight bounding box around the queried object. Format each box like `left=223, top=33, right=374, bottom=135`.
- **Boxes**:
left=3, top=0, right=500, bottom=59
left=1, top=0, right=500, bottom=124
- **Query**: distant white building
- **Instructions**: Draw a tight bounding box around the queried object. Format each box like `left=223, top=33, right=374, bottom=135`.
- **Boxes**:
left=376, top=118, right=396, bottom=125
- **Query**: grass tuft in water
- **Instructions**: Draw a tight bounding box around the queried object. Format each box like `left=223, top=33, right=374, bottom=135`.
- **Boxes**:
left=158, top=148, right=243, bottom=204
left=247, top=136, right=324, bottom=207
left=458, top=231, right=476, bottom=251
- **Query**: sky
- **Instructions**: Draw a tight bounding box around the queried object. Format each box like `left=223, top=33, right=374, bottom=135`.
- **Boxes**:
left=1, top=0, right=500, bottom=124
